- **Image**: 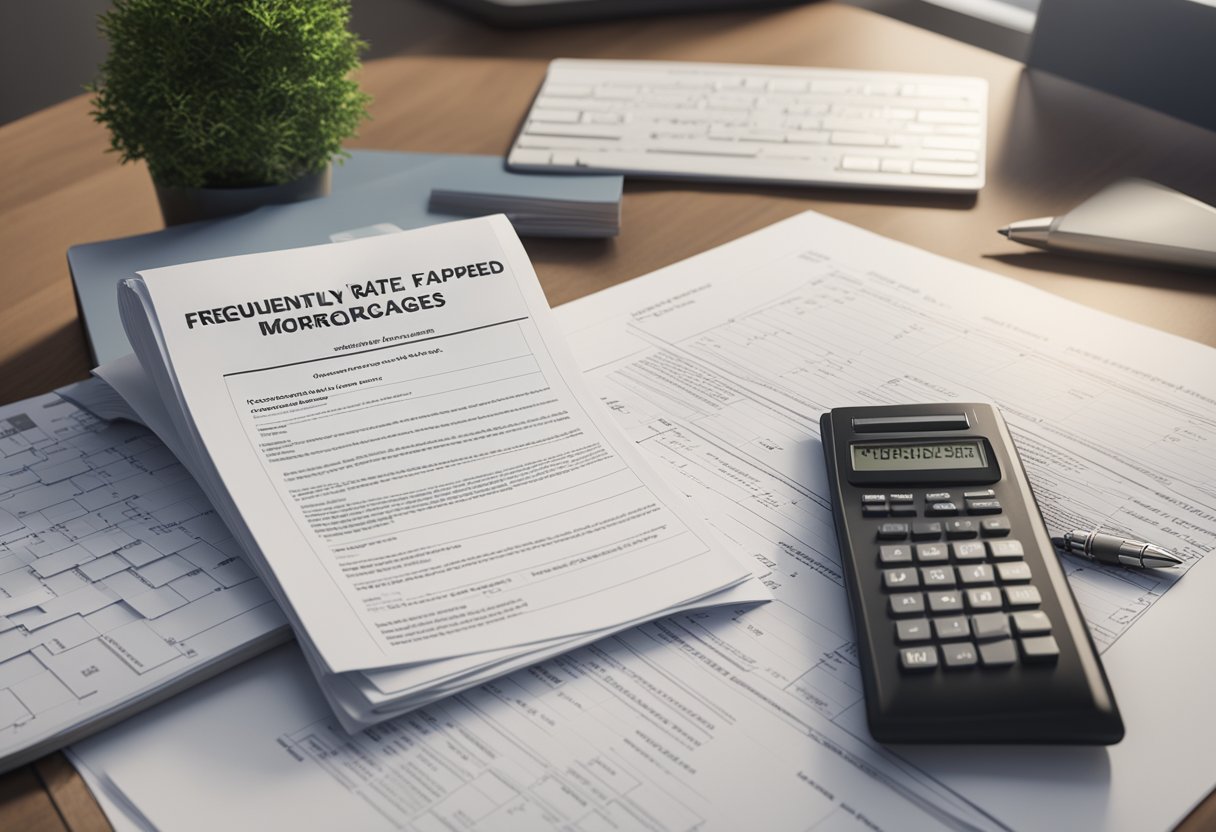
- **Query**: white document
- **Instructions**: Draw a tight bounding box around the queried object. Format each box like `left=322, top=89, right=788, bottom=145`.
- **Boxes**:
left=73, top=212, right=1216, bottom=832
left=0, top=387, right=285, bottom=773
left=119, top=215, right=755, bottom=677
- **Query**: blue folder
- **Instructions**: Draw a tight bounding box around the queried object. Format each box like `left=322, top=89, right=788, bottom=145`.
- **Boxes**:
left=68, top=150, right=622, bottom=366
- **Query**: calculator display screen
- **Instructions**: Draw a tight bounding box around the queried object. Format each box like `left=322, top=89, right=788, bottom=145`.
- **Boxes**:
left=851, top=441, right=987, bottom=471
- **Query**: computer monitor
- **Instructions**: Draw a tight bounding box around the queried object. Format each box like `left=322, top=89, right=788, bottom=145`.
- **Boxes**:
left=1028, top=0, right=1216, bottom=131
left=430, top=0, right=807, bottom=27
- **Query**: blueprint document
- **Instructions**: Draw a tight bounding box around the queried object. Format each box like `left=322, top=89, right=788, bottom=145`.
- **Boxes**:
left=0, top=389, right=285, bottom=772
left=71, top=212, right=1216, bottom=831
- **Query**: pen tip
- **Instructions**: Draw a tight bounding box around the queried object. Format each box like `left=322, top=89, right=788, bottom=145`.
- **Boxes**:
left=997, top=226, right=1011, bottom=238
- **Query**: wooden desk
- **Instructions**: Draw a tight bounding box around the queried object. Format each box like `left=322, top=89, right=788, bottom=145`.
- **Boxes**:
left=1, top=3, right=1213, bottom=830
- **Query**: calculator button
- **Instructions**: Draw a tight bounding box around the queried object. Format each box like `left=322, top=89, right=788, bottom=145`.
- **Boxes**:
left=945, top=519, right=979, bottom=539
left=1020, top=635, right=1060, bottom=663
left=888, top=493, right=914, bottom=504
left=862, top=493, right=887, bottom=504
left=925, top=491, right=953, bottom=502
left=900, top=646, right=938, bottom=671
left=915, top=543, right=949, bottom=563
left=927, top=502, right=959, bottom=516
left=879, top=544, right=913, bottom=564
left=1004, top=586, right=1042, bottom=608
left=1011, top=610, right=1052, bottom=635
left=877, top=522, right=910, bottom=540
left=882, top=568, right=919, bottom=589
left=987, top=539, right=1025, bottom=559
left=920, top=566, right=955, bottom=587
left=963, top=489, right=995, bottom=499
left=863, top=503, right=890, bottom=517
left=890, top=593, right=925, bottom=616
left=933, top=616, right=969, bottom=640
left=951, top=541, right=986, bottom=561
left=928, top=591, right=964, bottom=613
left=965, top=587, right=1002, bottom=611
left=996, top=561, right=1032, bottom=582
left=896, top=619, right=932, bottom=643
left=942, top=642, right=979, bottom=668
left=970, top=612, right=1010, bottom=640
left=911, top=521, right=943, bottom=540
left=889, top=504, right=917, bottom=517
left=980, top=517, right=1011, bottom=537
left=958, top=563, right=995, bottom=585
left=965, top=499, right=1002, bottom=515
left=979, top=639, right=1017, bottom=667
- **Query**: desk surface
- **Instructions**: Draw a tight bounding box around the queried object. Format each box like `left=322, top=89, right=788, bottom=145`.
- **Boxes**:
left=2, top=2, right=1215, bottom=830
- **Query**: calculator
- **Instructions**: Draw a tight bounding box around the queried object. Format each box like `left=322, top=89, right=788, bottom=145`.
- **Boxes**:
left=819, top=403, right=1123, bottom=744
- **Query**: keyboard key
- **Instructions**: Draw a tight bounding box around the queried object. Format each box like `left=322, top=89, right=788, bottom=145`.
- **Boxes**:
left=912, top=160, right=980, bottom=177
left=912, top=521, right=943, bottom=540
left=861, top=493, right=887, bottom=504
left=979, top=639, right=1017, bottom=667
left=928, top=591, right=964, bottom=613
left=915, top=543, right=949, bottom=563
left=1011, top=610, right=1052, bottom=635
left=970, top=612, right=1010, bottom=640
left=530, top=108, right=581, bottom=123
left=889, top=504, right=916, bottom=517
left=1004, top=586, right=1042, bottom=608
left=942, top=642, right=978, bottom=668
left=879, top=544, right=913, bottom=564
left=880, top=158, right=912, bottom=174
left=840, top=155, right=881, bottom=171
left=877, top=522, right=910, bottom=540
left=962, top=489, right=995, bottom=499
left=883, top=568, right=919, bottom=589
left=981, top=517, right=1011, bottom=537
left=951, top=541, right=986, bottom=561
left=933, top=616, right=969, bottom=640
left=925, top=492, right=952, bottom=502
left=965, top=587, right=1002, bottom=611
left=987, top=539, right=1025, bottom=559
left=958, top=563, right=994, bottom=585
left=900, top=646, right=938, bottom=671
left=833, top=133, right=887, bottom=148
left=996, top=561, right=1032, bottom=583
left=917, top=110, right=981, bottom=124
left=1020, top=635, right=1060, bottom=662
left=945, top=519, right=979, bottom=539
left=863, top=503, right=889, bottom=517
left=920, top=566, right=955, bottom=586
left=890, top=593, right=925, bottom=616
left=926, top=502, right=959, bottom=516
left=887, top=493, right=914, bottom=504
left=965, top=499, right=1002, bottom=514
left=896, top=618, right=932, bottom=643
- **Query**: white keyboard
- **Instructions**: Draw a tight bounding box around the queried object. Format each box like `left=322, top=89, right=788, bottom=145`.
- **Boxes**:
left=508, top=59, right=988, bottom=193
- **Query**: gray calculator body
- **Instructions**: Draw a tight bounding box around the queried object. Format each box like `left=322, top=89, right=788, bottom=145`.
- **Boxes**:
left=820, top=403, right=1123, bottom=744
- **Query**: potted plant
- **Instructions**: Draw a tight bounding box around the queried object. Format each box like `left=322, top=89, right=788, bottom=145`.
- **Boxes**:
left=89, top=0, right=372, bottom=226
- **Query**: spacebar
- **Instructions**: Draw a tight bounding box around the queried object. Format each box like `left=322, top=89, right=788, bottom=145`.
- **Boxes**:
left=644, top=141, right=757, bottom=158
left=571, top=150, right=816, bottom=178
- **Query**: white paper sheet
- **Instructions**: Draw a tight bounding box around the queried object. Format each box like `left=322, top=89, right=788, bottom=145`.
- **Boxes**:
left=73, top=211, right=1216, bottom=832
left=119, top=216, right=755, bottom=676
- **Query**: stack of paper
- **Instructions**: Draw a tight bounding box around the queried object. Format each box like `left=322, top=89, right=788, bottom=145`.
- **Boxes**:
left=0, top=386, right=286, bottom=774
left=110, top=215, right=765, bottom=730
left=67, top=210, right=1216, bottom=832
left=429, top=176, right=621, bottom=237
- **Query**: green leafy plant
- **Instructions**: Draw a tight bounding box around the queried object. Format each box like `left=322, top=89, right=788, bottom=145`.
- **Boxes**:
left=89, top=0, right=372, bottom=189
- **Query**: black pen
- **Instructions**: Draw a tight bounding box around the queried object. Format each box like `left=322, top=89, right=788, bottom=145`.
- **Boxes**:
left=1052, top=529, right=1183, bottom=570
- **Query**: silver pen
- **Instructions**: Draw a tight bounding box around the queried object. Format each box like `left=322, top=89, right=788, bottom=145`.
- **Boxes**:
left=997, top=179, right=1216, bottom=271
left=1052, top=529, right=1183, bottom=570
